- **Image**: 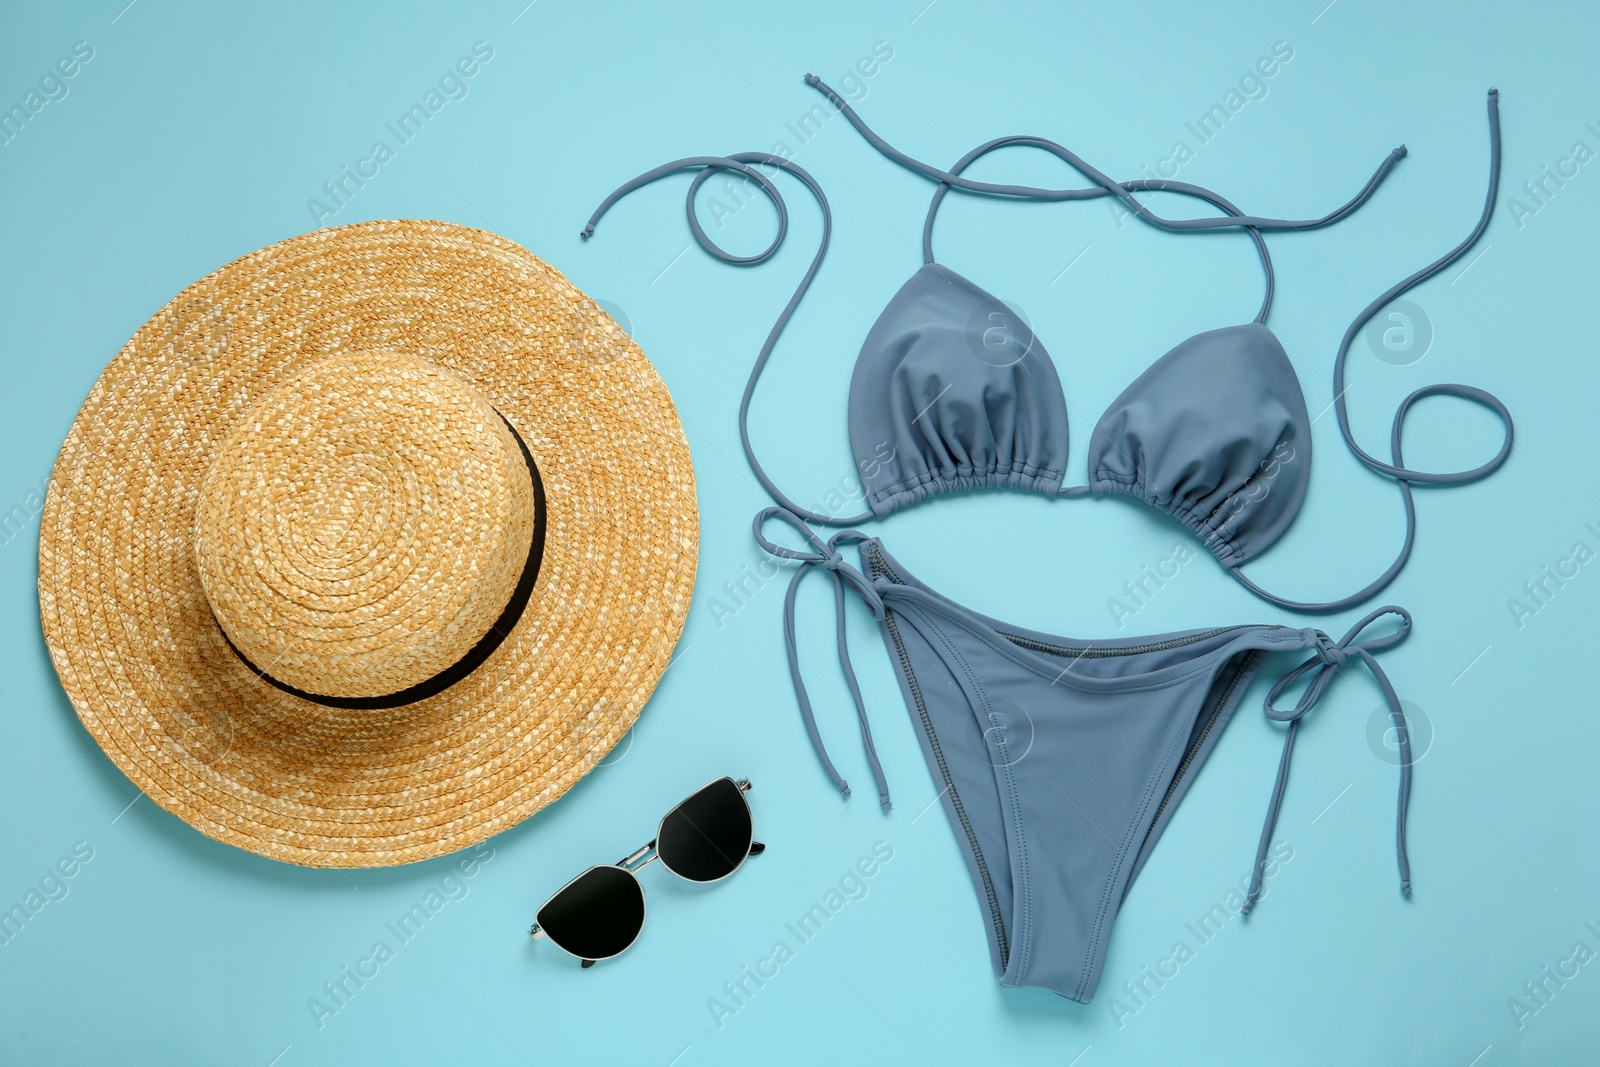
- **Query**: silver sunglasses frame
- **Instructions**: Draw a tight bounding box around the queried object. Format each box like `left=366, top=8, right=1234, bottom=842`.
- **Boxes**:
left=528, top=776, right=759, bottom=966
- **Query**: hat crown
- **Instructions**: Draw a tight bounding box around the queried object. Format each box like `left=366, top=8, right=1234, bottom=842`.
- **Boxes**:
left=194, top=351, right=537, bottom=701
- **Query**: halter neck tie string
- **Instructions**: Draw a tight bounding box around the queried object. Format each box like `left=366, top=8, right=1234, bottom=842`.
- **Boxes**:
left=921, top=134, right=1277, bottom=324
left=1244, top=606, right=1415, bottom=914
left=584, top=154, right=877, bottom=528
left=805, top=74, right=1407, bottom=233
left=1229, top=89, right=1512, bottom=613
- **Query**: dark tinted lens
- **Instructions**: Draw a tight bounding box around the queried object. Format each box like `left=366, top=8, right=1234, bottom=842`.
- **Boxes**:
left=657, top=777, right=752, bottom=882
left=536, top=866, right=644, bottom=960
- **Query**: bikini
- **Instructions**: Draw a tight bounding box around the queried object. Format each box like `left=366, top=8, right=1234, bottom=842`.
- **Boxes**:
left=754, top=507, right=1411, bottom=1003
left=581, top=83, right=1508, bottom=1002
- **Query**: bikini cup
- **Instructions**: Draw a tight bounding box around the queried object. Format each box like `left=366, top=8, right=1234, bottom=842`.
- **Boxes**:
left=582, top=82, right=1513, bottom=614
left=853, top=136, right=1310, bottom=572
left=855, top=281, right=1312, bottom=572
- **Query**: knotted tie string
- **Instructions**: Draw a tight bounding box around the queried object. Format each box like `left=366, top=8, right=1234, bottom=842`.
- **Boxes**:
left=753, top=507, right=891, bottom=809
left=1243, top=606, right=1415, bottom=914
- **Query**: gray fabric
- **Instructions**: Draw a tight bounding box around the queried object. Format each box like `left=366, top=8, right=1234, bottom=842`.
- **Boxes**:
left=849, top=264, right=1069, bottom=515
left=1088, top=322, right=1311, bottom=568
left=753, top=509, right=1415, bottom=1003
left=846, top=277, right=1316, bottom=567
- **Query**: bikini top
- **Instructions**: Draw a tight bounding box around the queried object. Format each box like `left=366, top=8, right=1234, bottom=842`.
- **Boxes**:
left=583, top=81, right=1512, bottom=614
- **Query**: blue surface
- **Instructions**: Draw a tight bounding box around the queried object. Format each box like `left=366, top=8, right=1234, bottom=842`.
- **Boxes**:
left=2, top=1, right=1596, bottom=1064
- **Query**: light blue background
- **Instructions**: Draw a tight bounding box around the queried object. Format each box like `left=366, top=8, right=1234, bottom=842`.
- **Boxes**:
left=2, top=1, right=1596, bottom=1064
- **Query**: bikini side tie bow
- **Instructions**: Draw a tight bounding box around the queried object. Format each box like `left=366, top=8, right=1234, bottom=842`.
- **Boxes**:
left=1244, top=606, right=1415, bottom=913
left=754, top=507, right=891, bottom=809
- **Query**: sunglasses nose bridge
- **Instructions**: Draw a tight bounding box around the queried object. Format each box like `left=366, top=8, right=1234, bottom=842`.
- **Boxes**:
left=620, top=840, right=659, bottom=873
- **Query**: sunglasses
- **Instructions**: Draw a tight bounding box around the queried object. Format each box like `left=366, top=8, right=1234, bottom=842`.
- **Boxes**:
left=528, top=776, right=764, bottom=966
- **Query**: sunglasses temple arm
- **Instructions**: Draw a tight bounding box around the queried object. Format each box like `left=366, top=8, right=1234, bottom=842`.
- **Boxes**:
left=738, top=780, right=763, bottom=855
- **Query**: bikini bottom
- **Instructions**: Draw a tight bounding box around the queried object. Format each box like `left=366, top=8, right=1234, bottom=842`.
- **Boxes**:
left=754, top=508, right=1415, bottom=1003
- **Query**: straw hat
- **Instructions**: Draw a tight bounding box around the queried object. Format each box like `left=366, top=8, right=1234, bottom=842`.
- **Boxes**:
left=38, top=220, right=698, bottom=867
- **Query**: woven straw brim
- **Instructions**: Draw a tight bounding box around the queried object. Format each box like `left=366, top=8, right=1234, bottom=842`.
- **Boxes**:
left=38, top=220, right=698, bottom=867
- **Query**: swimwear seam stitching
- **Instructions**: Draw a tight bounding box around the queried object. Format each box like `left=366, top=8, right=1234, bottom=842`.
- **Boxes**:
left=877, top=593, right=1010, bottom=973
left=911, top=602, right=1035, bottom=986
left=966, top=621, right=1232, bottom=698
left=890, top=586, right=1308, bottom=692
left=1090, top=470, right=1243, bottom=564
left=1080, top=650, right=1258, bottom=1000
left=875, top=459, right=1065, bottom=498
left=868, top=465, right=1066, bottom=513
